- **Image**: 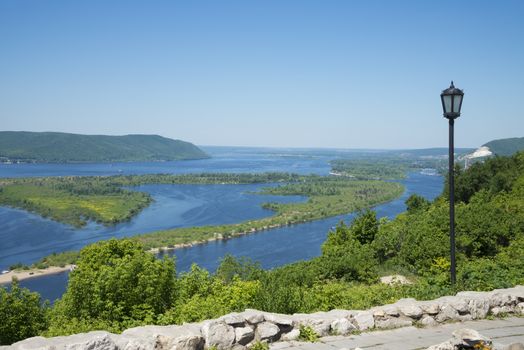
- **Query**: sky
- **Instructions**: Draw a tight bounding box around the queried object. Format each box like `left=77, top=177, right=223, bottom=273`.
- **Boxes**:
left=1, top=0, right=523, bottom=149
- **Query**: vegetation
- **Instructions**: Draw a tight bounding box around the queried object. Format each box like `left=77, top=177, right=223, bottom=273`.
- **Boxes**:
left=3, top=152, right=524, bottom=345
left=0, top=279, right=48, bottom=345
left=0, top=173, right=302, bottom=227
left=0, top=131, right=209, bottom=162
left=132, top=178, right=403, bottom=250
left=484, top=137, right=524, bottom=156
left=330, top=159, right=407, bottom=179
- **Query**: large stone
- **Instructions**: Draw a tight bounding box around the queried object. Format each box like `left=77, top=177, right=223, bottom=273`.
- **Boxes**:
left=397, top=299, right=423, bottom=319
left=291, top=314, right=332, bottom=337
left=65, top=334, right=117, bottom=350
left=451, top=328, right=492, bottom=348
left=435, top=305, right=459, bottom=323
left=241, top=310, right=265, bottom=325
left=220, top=313, right=245, bottom=326
left=235, top=327, right=254, bottom=346
left=280, top=329, right=300, bottom=342
left=419, top=301, right=440, bottom=315
left=121, top=325, right=203, bottom=350
left=352, top=311, right=374, bottom=331
left=264, top=313, right=293, bottom=327
left=330, top=318, right=356, bottom=335
left=489, top=292, right=518, bottom=308
left=375, top=317, right=412, bottom=329
left=516, top=302, right=524, bottom=315
left=256, top=322, right=280, bottom=342
left=419, top=315, right=438, bottom=327
left=491, top=305, right=515, bottom=316
left=201, top=321, right=235, bottom=350
left=426, top=340, right=455, bottom=350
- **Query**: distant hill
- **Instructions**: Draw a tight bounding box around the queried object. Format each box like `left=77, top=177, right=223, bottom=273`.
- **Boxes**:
left=0, top=132, right=209, bottom=163
left=483, top=137, right=524, bottom=156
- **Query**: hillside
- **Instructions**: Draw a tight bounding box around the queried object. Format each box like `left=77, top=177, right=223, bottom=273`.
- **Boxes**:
left=0, top=132, right=209, bottom=163
left=484, top=137, right=524, bottom=156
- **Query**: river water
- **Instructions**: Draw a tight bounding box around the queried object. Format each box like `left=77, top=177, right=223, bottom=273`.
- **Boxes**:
left=0, top=147, right=443, bottom=302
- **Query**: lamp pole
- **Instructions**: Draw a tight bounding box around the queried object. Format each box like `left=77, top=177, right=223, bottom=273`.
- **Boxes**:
left=440, top=81, right=464, bottom=286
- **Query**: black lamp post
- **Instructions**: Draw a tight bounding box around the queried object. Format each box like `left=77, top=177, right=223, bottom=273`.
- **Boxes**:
left=440, top=81, right=464, bottom=285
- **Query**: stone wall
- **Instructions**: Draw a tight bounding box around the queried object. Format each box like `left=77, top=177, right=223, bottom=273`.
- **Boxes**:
left=5, top=285, right=524, bottom=350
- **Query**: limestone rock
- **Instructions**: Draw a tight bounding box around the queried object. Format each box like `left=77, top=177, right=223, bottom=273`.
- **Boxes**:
left=491, top=305, right=514, bottom=316
left=516, top=303, right=524, bottom=315
left=235, top=327, right=254, bottom=346
left=241, top=310, right=265, bottom=325
left=397, top=299, right=423, bottom=319
left=419, top=315, right=438, bottom=327
left=201, top=321, right=235, bottom=350
left=435, top=305, right=459, bottom=323
left=426, top=340, right=455, bottom=350
left=375, top=317, right=412, bottom=329
left=352, top=311, right=374, bottom=331
left=330, top=318, right=356, bottom=335
left=220, top=313, right=245, bottom=326
left=451, top=328, right=492, bottom=348
left=280, top=329, right=300, bottom=342
left=419, top=301, right=440, bottom=315
left=256, top=322, right=280, bottom=342
left=263, top=313, right=293, bottom=327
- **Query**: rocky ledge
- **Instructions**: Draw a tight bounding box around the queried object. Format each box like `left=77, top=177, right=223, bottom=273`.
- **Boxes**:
left=4, top=285, right=524, bottom=350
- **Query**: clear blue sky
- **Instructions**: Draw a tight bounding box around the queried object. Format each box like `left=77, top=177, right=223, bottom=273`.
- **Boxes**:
left=1, top=0, right=523, bottom=149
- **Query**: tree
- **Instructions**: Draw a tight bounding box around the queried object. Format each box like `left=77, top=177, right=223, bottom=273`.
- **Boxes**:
left=0, top=279, right=48, bottom=345
left=405, top=194, right=430, bottom=213
left=50, top=239, right=176, bottom=332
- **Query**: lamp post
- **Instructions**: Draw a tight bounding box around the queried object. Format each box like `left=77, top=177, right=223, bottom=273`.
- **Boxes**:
left=440, top=81, right=464, bottom=285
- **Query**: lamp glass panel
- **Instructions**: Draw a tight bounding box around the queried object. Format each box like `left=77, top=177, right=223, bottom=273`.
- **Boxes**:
left=453, top=95, right=463, bottom=113
left=442, top=95, right=452, bottom=114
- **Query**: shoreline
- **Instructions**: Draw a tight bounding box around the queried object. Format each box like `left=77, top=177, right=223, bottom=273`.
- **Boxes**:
left=0, top=265, right=74, bottom=285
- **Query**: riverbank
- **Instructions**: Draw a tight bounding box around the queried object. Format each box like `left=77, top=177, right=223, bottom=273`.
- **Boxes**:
left=0, top=265, right=74, bottom=285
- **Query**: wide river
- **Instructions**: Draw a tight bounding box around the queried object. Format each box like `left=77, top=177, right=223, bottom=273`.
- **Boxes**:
left=0, top=147, right=443, bottom=302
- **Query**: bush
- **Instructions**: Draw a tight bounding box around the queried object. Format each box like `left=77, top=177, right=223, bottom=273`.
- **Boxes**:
left=0, top=279, right=49, bottom=345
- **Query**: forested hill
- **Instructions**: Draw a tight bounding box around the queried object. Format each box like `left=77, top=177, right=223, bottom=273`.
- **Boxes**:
left=484, top=137, right=524, bottom=156
left=0, top=132, right=209, bottom=162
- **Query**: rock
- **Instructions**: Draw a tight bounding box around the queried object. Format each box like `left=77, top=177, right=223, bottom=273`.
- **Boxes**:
left=241, top=310, right=265, bottom=325
left=201, top=321, right=235, bottom=350
left=291, top=314, right=331, bottom=337
left=435, top=305, right=459, bottom=323
left=375, top=317, right=412, bottom=329
left=397, top=299, right=423, bottom=319
left=382, top=305, right=400, bottom=317
left=451, top=328, right=492, bottom=348
left=264, top=313, right=293, bottom=327
left=516, top=303, right=524, bottom=315
left=256, top=322, right=280, bottom=342
left=419, top=315, right=438, bottom=327
left=419, top=301, right=440, bottom=315
left=352, top=311, right=374, bottom=331
left=491, top=305, right=514, bottom=316
left=489, top=292, right=518, bottom=308
left=235, top=327, right=255, bottom=346
left=220, top=313, right=245, bottom=326
left=122, top=325, right=203, bottom=350
left=379, top=275, right=411, bottom=285
left=330, top=318, right=356, bottom=335
left=426, top=340, right=455, bottom=350
left=280, top=329, right=300, bottom=341
left=504, top=343, right=524, bottom=350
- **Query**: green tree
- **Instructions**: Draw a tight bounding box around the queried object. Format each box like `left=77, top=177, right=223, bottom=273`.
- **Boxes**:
left=0, top=279, right=48, bottom=345
left=49, top=239, right=176, bottom=334
left=405, top=194, right=430, bottom=213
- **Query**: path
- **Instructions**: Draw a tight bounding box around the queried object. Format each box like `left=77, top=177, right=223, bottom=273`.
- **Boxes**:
left=271, top=317, right=524, bottom=350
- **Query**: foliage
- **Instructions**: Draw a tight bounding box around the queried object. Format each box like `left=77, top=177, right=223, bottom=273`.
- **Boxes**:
left=484, top=137, right=524, bottom=156
left=0, top=131, right=208, bottom=162
left=48, top=239, right=176, bottom=334
left=298, top=325, right=319, bottom=342
left=250, top=341, right=269, bottom=350
left=0, top=279, right=49, bottom=345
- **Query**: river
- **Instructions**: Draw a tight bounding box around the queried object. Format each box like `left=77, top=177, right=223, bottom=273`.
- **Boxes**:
left=0, top=147, right=443, bottom=302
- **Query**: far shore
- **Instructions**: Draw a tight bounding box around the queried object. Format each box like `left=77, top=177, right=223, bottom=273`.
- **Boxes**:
left=0, top=265, right=74, bottom=285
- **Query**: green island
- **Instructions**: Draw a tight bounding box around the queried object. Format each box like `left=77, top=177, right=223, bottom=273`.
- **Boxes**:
left=2, top=151, right=524, bottom=345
